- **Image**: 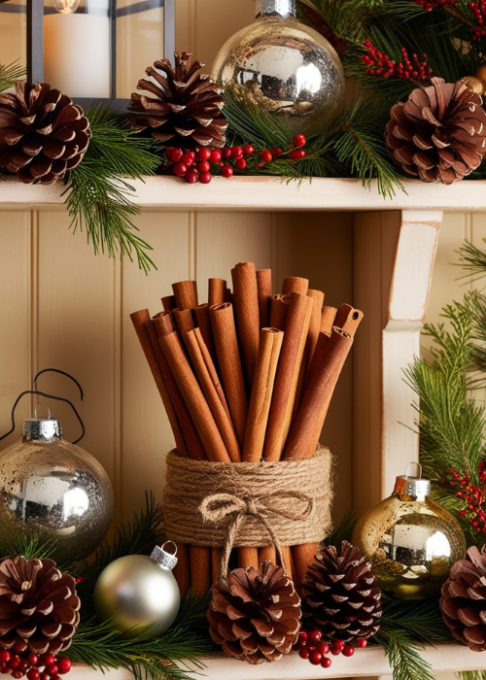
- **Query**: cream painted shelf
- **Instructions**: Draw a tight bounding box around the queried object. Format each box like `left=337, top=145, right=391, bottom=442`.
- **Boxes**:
left=70, top=644, right=486, bottom=680
left=0, top=175, right=486, bottom=211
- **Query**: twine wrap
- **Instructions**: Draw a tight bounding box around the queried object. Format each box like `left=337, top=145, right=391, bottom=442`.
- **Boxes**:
left=163, top=445, right=333, bottom=549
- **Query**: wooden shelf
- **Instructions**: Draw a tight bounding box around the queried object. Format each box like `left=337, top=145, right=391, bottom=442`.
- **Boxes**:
left=69, top=644, right=486, bottom=680
left=1, top=175, right=486, bottom=211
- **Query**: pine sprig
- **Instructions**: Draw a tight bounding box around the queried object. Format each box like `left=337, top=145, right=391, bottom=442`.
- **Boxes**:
left=0, top=62, right=25, bottom=93
left=64, top=106, right=160, bottom=273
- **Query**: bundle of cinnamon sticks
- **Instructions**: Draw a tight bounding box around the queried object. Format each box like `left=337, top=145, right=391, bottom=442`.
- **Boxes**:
left=131, top=263, right=363, bottom=596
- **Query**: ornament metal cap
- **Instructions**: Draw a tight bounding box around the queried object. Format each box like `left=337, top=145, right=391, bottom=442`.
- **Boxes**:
left=151, top=541, right=178, bottom=571
left=393, top=462, right=431, bottom=502
left=21, top=403, right=62, bottom=441
left=256, top=0, right=296, bottom=18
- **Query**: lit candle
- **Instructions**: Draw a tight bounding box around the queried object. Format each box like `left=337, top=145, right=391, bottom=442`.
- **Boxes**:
left=44, top=0, right=110, bottom=98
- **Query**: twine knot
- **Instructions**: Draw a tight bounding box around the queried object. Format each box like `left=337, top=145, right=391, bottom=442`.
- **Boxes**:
left=199, top=490, right=315, bottom=525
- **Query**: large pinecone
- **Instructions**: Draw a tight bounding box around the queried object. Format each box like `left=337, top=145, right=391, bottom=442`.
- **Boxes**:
left=0, top=556, right=80, bottom=654
left=0, top=81, right=91, bottom=184
left=386, top=77, right=486, bottom=184
left=208, top=561, right=301, bottom=664
left=302, top=541, right=382, bottom=643
left=129, top=52, right=227, bottom=148
left=441, top=545, right=486, bottom=651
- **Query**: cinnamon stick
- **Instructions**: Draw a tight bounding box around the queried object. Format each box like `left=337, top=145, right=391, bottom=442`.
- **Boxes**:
left=162, top=295, right=177, bottom=311
left=192, top=303, right=216, bottom=361
left=306, top=289, right=325, bottom=370
left=281, top=545, right=294, bottom=580
left=152, top=316, right=206, bottom=461
left=130, top=310, right=187, bottom=457
left=321, top=306, right=338, bottom=335
left=173, top=543, right=190, bottom=598
left=231, top=262, right=260, bottom=393
left=183, top=328, right=241, bottom=463
left=172, top=280, right=198, bottom=310
left=269, top=294, right=290, bottom=331
left=282, top=277, right=309, bottom=297
left=292, top=543, right=318, bottom=593
left=334, top=304, right=364, bottom=337
left=211, top=547, right=221, bottom=586
left=208, top=278, right=226, bottom=307
left=243, top=328, right=284, bottom=463
left=158, top=331, right=232, bottom=463
left=283, top=328, right=353, bottom=460
left=190, top=546, right=210, bottom=596
left=256, top=269, right=273, bottom=328
left=210, top=302, right=248, bottom=448
left=263, top=293, right=312, bottom=461
left=173, top=308, right=195, bottom=334
left=238, top=547, right=259, bottom=570
left=259, top=546, right=276, bottom=563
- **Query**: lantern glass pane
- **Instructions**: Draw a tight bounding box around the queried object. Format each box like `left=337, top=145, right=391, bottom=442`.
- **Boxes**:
left=44, top=0, right=110, bottom=98
left=116, top=0, right=164, bottom=99
left=0, top=0, right=27, bottom=76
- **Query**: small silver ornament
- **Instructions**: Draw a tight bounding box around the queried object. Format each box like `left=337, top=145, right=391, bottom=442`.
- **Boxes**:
left=93, top=542, right=181, bottom=639
left=352, top=463, right=466, bottom=600
left=0, top=405, right=113, bottom=563
left=212, top=0, right=345, bottom=137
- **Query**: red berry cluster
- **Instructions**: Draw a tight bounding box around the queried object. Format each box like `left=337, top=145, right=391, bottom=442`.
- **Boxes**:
left=414, top=0, right=456, bottom=10
left=450, top=464, right=486, bottom=533
left=469, top=0, right=486, bottom=40
left=0, top=648, right=72, bottom=680
left=165, top=135, right=307, bottom=184
left=296, top=629, right=367, bottom=669
left=361, top=40, right=434, bottom=81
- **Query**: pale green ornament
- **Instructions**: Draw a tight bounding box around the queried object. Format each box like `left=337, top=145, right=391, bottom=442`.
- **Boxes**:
left=94, top=542, right=181, bottom=639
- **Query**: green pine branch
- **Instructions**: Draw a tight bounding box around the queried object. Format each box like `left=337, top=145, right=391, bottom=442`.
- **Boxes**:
left=64, top=106, right=160, bottom=274
left=0, top=62, right=25, bottom=93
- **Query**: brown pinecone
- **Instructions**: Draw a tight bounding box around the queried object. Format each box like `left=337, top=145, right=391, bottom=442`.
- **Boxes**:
left=0, top=556, right=80, bottom=654
left=0, top=81, right=91, bottom=185
left=440, top=545, right=486, bottom=651
left=208, top=561, right=301, bottom=663
left=386, top=77, right=486, bottom=184
left=129, top=52, right=227, bottom=148
left=302, top=541, right=382, bottom=643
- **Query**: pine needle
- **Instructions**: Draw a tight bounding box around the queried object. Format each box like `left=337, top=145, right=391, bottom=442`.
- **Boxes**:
left=0, top=62, right=25, bottom=93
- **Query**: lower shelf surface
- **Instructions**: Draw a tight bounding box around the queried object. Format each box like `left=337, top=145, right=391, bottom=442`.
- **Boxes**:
left=70, top=643, right=486, bottom=680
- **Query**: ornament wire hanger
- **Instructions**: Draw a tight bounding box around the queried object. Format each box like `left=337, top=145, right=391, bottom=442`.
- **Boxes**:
left=0, top=368, right=85, bottom=444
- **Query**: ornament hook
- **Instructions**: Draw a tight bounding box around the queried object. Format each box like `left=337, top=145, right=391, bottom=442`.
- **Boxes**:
left=161, top=540, right=178, bottom=556
left=34, top=402, right=52, bottom=420
left=405, top=461, right=422, bottom=479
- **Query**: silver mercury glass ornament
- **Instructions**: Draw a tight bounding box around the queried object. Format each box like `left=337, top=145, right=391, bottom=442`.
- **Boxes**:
left=212, top=0, right=345, bottom=137
left=352, top=463, right=466, bottom=600
left=93, top=542, right=181, bottom=639
left=0, top=395, right=113, bottom=563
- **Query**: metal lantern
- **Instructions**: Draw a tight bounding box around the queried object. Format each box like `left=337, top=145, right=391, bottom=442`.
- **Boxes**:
left=0, top=0, right=175, bottom=108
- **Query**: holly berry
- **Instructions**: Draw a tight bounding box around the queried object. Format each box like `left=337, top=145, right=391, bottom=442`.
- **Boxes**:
left=222, top=147, right=232, bottom=158
left=199, top=172, right=212, bottom=184
left=333, top=640, right=345, bottom=652
left=309, top=650, right=322, bottom=665
left=231, top=146, right=244, bottom=159
left=12, top=671, right=24, bottom=679
left=167, top=147, right=183, bottom=163
left=197, top=148, right=211, bottom=161
left=343, top=645, right=355, bottom=657
left=198, top=161, right=210, bottom=173
left=173, top=162, right=188, bottom=177
left=12, top=645, right=26, bottom=656
left=289, top=149, right=306, bottom=160
left=221, top=165, right=234, bottom=178
left=185, top=170, right=199, bottom=184
left=298, top=631, right=308, bottom=642
left=56, top=659, right=71, bottom=676
left=26, top=657, right=38, bottom=668
left=261, top=150, right=272, bottom=162
left=0, top=654, right=11, bottom=665
left=271, top=147, right=282, bottom=157
left=46, top=666, right=58, bottom=676
left=307, top=645, right=316, bottom=653
left=330, top=647, right=342, bottom=656
left=182, top=151, right=196, bottom=166
left=27, top=671, right=40, bottom=680
left=210, top=149, right=222, bottom=163
left=321, top=657, right=332, bottom=669
left=10, top=658, right=20, bottom=670
left=243, top=144, right=254, bottom=156
left=317, top=642, right=330, bottom=655
left=293, top=134, right=306, bottom=147
left=308, top=629, right=322, bottom=644
left=299, top=648, right=310, bottom=660
left=356, top=638, right=368, bottom=648
left=41, top=674, right=50, bottom=680
left=235, top=158, right=247, bottom=170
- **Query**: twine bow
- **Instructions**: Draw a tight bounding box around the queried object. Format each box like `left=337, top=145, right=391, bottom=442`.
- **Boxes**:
left=199, top=490, right=315, bottom=580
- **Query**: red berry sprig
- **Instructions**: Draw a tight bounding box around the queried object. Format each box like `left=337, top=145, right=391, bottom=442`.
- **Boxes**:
left=297, top=629, right=367, bottom=669
left=164, top=134, right=307, bottom=184
left=450, top=461, right=486, bottom=533
left=469, top=0, right=486, bottom=40
left=0, top=647, right=72, bottom=680
left=361, top=40, right=433, bottom=81
left=414, top=0, right=456, bottom=10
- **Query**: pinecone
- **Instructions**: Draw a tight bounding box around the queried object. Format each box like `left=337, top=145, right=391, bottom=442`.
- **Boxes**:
left=0, top=556, right=80, bottom=654
left=0, top=81, right=91, bottom=184
left=129, top=52, right=228, bottom=148
left=386, top=77, right=486, bottom=184
left=208, top=561, right=302, bottom=664
left=302, top=541, right=382, bottom=643
left=440, top=545, right=486, bottom=651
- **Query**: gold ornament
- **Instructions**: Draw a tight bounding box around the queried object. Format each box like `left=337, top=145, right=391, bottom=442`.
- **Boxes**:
left=475, top=65, right=486, bottom=87
left=460, top=76, right=484, bottom=95
left=352, top=463, right=466, bottom=600
left=94, top=543, right=181, bottom=639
